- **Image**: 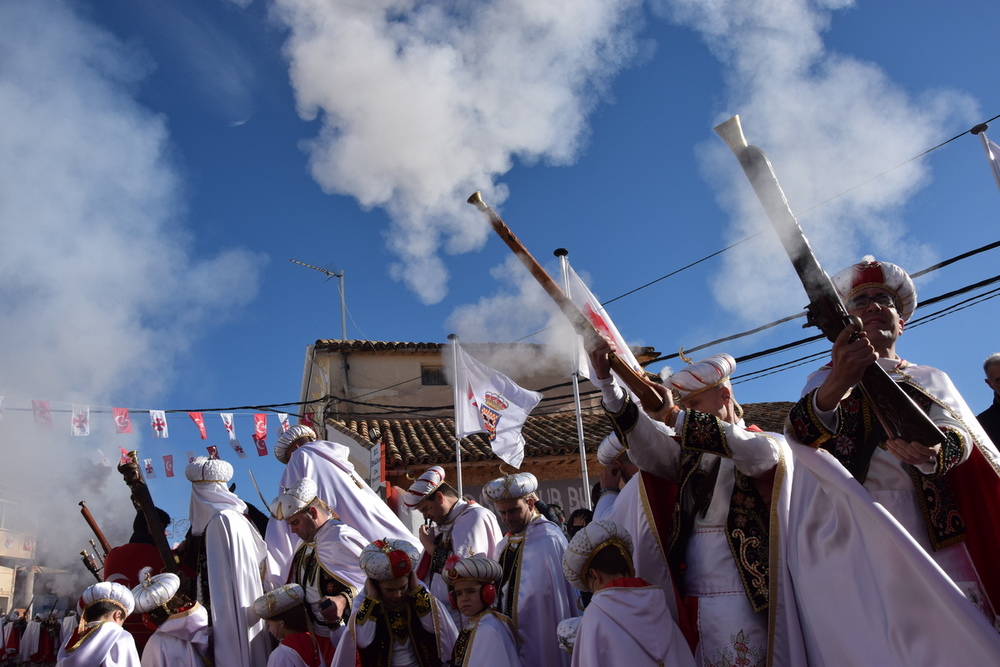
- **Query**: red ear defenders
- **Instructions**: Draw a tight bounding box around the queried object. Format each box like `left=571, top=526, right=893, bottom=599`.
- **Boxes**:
left=449, top=583, right=497, bottom=608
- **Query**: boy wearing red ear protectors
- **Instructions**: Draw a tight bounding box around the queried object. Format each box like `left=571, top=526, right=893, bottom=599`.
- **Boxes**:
left=444, top=555, right=523, bottom=667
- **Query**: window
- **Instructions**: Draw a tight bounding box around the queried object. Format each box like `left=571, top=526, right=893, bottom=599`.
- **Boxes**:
left=0, top=500, right=22, bottom=533
left=421, top=365, right=448, bottom=386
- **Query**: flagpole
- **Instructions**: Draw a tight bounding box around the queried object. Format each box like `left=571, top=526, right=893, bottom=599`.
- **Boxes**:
left=555, top=249, right=593, bottom=510
left=448, top=334, right=465, bottom=498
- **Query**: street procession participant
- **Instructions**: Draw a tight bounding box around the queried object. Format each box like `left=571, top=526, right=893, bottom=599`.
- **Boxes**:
left=56, top=581, right=140, bottom=666
left=3, top=610, right=25, bottom=664
left=588, top=339, right=782, bottom=664
left=0, top=610, right=19, bottom=664
left=485, top=472, right=579, bottom=667
left=19, top=614, right=41, bottom=666
left=130, top=567, right=210, bottom=667
left=402, top=466, right=502, bottom=624
left=186, top=456, right=271, bottom=667
left=590, top=431, right=679, bottom=621
left=103, top=506, right=174, bottom=654
left=252, top=584, right=321, bottom=667
left=333, top=538, right=457, bottom=667
left=442, top=555, right=521, bottom=667
left=30, top=611, right=65, bottom=665
left=272, top=477, right=367, bottom=665
left=785, top=256, right=1000, bottom=620
left=562, top=520, right=695, bottom=667
left=266, top=425, right=418, bottom=582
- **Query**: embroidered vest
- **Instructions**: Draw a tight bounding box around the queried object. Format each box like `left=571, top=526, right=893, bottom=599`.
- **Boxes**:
left=355, top=589, right=442, bottom=667
left=789, top=384, right=966, bottom=550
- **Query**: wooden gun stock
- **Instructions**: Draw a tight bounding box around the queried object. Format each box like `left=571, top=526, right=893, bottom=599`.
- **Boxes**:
left=79, top=501, right=112, bottom=557
left=467, top=192, right=663, bottom=410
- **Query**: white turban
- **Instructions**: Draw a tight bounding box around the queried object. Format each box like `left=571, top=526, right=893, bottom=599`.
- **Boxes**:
left=252, top=584, right=306, bottom=620
left=359, top=539, right=419, bottom=581
left=831, top=255, right=917, bottom=321
left=81, top=581, right=135, bottom=617
left=184, top=457, right=233, bottom=483
left=275, top=425, right=317, bottom=464
left=444, top=556, right=502, bottom=585
left=483, top=472, right=538, bottom=503
left=661, top=353, right=736, bottom=401
left=270, top=478, right=318, bottom=520
left=562, top=519, right=634, bottom=592
left=403, top=466, right=446, bottom=508
left=131, top=567, right=180, bottom=614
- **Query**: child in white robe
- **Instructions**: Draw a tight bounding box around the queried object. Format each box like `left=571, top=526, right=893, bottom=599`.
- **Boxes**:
left=443, top=555, right=521, bottom=667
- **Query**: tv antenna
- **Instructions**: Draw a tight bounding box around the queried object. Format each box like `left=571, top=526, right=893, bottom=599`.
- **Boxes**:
left=289, top=259, right=347, bottom=340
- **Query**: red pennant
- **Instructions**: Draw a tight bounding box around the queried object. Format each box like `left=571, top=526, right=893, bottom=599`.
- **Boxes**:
left=163, top=455, right=174, bottom=478
left=253, top=414, right=268, bottom=456
left=301, top=412, right=314, bottom=428
left=188, top=412, right=207, bottom=439
left=112, top=407, right=133, bottom=434
left=119, top=447, right=130, bottom=465
left=253, top=437, right=268, bottom=457
left=206, top=445, right=219, bottom=459
left=32, top=400, right=53, bottom=430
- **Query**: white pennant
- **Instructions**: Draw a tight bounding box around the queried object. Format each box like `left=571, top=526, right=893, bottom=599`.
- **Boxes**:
left=149, top=410, right=169, bottom=439
left=220, top=413, right=237, bottom=441
left=71, top=404, right=90, bottom=436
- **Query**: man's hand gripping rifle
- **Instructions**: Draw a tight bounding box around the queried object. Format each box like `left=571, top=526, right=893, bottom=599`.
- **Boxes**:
left=714, top=115, right=943, bottom=446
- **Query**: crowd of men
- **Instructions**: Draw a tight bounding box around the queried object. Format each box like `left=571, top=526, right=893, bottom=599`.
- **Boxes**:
left=6, top=256, right=1000, bottom=666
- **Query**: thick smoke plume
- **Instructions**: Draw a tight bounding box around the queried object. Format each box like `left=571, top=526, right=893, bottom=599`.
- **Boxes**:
left=0, top=0, right=262, bottom=600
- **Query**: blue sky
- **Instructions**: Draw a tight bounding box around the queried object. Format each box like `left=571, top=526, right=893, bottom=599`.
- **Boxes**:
left=1, top=0, right=998, bottom=567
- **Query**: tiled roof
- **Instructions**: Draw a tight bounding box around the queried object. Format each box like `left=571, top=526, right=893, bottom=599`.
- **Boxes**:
left=327, top=401, right=794, bottom=469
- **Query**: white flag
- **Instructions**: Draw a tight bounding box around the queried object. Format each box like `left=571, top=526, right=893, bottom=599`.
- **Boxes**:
left=277, top=413, right=290, bottom=434
left=452, top=341, right=542, bottom=468
left=230, top=440, right=248, bottom=459
left=149, top=410, right=169, bottom=439
left=143, top=458, right=157, bottom=478
left=980, top=131, right=1000, bottom=192
left=220, top=413, right=237, bottom=440
left=71, top=404, right=90, bottom=436
left=565, top=264, right=643, bottom=381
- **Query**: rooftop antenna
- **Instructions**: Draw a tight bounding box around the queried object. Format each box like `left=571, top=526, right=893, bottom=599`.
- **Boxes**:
left=290, top=259, right=347, bottom=340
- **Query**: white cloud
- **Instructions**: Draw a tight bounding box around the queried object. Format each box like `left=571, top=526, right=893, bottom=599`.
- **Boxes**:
left=656, top=0, right=978, bottom=322
left=272, top=0, right=648, bottom=303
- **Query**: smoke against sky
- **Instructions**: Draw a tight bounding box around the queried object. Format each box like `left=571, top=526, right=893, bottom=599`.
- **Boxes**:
left=0, top=0, right=263, bottom=595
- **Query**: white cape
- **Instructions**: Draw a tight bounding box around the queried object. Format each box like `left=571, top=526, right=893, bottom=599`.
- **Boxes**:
left=266, top=439, right=417, bottom=584
left=769, top=442, right=1000, bottom=665
left=453, top=610, right=522, bottom=667
left=572, top=585, right=695, bottom=667
left=493, top=515, right=580, bottom=667
left=139, top=604, right=211, bottom=667
left=56, top=621, right=140, bottom=667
